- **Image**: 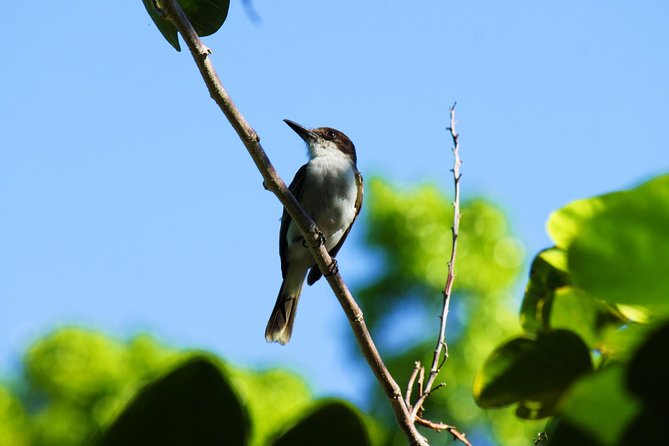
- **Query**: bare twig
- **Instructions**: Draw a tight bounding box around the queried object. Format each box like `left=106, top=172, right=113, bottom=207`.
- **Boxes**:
left=157, top=1, right=427, bottom=444
left=405, top=104, right=466, bottom=440
left=426, top=382, right=446, bottom=396
left=406, top=362, right=421, bottom=407
left=416, top=416, right=472, bottom=446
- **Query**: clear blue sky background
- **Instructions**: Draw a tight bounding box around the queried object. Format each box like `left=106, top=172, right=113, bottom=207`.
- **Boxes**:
left=1, top=0, right=668, bottom=409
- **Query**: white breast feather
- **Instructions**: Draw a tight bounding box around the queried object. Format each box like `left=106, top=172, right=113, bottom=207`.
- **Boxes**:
left=286, top=147, right=358, bottom=258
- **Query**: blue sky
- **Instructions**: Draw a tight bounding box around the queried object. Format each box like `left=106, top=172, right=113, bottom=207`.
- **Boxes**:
left=1, top=0, right=668, bottom=408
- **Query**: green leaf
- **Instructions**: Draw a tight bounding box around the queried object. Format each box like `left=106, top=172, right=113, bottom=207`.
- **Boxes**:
left=143, top=0, right=231, bottom=52
left=96, top=356, right=249, bottom=446
left=180, top=0, right=230, bottom=37
left=547, top=197, right=602, bottom=249
left=547, top=175, right=669, bottom=307
left=142, top=0, right=180, bottom=51
left=598, top=319, right=665, bottom=363
left=550, top=287, right=605, bottom=348
left=271, top=400, right=371, bottom=446
left=613, top=304, right=650, bottom=324
left=558, top=365, right=639, bottom=446
left=474, top=330, right=592, bottom=419
left=520, top=248, right=571, bottom=332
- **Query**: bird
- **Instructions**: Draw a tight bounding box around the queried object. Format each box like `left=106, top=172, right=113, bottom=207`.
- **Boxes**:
left=265, top=119, right=363, bottom=345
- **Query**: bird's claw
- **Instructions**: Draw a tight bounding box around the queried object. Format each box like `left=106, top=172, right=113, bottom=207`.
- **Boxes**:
left=302, top=231, right=326, bottom=248
left=316, top=231, right=326, bottom=248
left=324, top=259, right=339, bottom=277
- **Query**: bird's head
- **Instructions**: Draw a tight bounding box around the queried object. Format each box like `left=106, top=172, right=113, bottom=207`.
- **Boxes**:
left=284, top=119, right=357, bottom=165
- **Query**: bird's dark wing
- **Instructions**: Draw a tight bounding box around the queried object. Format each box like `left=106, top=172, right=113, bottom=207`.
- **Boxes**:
left=279, top=164, right=308, bottom=278
left=307, top=170, right=363, bottom=285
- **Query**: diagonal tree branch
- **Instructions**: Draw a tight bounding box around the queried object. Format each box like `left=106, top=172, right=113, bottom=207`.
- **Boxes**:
left=157, top=0, right=428, bottom=444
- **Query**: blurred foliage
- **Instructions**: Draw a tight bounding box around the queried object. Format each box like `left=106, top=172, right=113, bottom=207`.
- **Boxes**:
left=4, top=175, right=665, bottom=446
left=272, top=400, right=372, bottom=446
left=354, top=177, right=542, bottom=445
left=0, top=327, right=378, bottom=446
left=476, top=174, right=669, bottom=445
left=474, top=330, right=592, bottom=418
left=97, top=357, right=249, bottom=445
left=0, top=386, right=29, bottom=446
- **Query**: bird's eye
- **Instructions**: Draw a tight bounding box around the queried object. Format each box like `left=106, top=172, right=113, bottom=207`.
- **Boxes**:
left=327, top=131, right=336, bottom=139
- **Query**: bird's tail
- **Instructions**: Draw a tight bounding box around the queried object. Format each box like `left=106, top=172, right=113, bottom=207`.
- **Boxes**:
left=265, top=277, right=304, bottom=345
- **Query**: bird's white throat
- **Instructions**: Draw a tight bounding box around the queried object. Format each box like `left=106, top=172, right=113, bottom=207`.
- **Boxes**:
left=307, top=139, right=349, bottom=160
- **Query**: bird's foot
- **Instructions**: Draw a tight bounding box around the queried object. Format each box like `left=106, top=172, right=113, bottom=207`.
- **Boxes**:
left=302, top=231, right=326, bottom=248
left=324, top=259, right=339, bottom=277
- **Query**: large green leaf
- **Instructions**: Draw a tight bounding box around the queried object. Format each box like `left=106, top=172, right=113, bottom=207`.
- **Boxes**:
left=599, top=320, right=658, bottom=363
left=520, top=248, right=571, bottom=332
left=551, top=321, right=669, bottom=446
left=557, top=365, right=639, bottom=446
left=474, top=330, right=592, bottom=419
left=142, top=0, right=179, bottom=51
left=547, top=175, right=669, bottom=307
left=179, top=0, right=230, bottom=36
left=96, top=356, right=249, bottom=445
left=549, top=287, right=606, bottom=348
left=271, top=400, right=371, bottom=446
left=142, top=0, right=231, bottom=51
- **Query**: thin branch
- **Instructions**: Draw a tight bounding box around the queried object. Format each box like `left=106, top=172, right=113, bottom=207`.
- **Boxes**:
left=426, top=382, right=446, bottom=396
left=437, top=340, right=449, bottom=370
left=408, top=104, right=463, bottom=422
left=157, top=1, right=427, bottom=444
left=405, top=361, right=421, bottom=407
left=415, top=416, right=472, bottom=446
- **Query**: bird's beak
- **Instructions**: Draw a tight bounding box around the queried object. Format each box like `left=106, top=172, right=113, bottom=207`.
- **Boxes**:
left=284, top=119, right=316, bottom=143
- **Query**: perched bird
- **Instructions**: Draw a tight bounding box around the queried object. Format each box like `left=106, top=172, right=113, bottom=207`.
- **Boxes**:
left=265, top=119, right=363, bottom=345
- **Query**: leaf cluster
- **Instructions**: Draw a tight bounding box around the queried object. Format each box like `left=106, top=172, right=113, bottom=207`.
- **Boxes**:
left=474, top=174, right=669, bottom=445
